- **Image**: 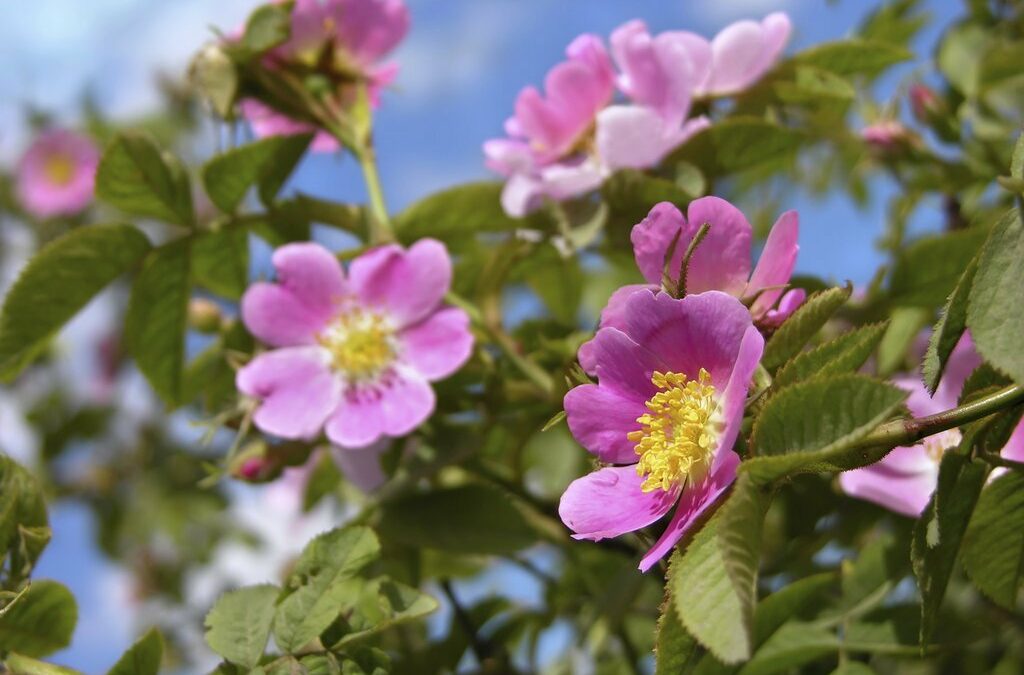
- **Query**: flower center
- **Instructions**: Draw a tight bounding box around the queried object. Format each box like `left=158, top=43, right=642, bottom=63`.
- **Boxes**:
left=923, top=428, right=962, bottom=463
left=317, top=308, right=395, bottom=380
left=628, top=369, right=720, bottom=493
left=43, top=154, right=75, bottom=186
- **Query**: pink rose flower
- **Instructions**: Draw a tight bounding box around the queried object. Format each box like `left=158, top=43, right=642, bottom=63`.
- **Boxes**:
left=239, top=0, right=409, bottom=152
left=691, top=13, right=792, bottom=97
left=16, top=129, right=99, bottom=219
left=560, top=290, right=764, bottom=571
left=580, top=197, right=801, bottom=373
left=840, top=334, right=1024, bottom=516
left=237, top=240, right=473, bottom=448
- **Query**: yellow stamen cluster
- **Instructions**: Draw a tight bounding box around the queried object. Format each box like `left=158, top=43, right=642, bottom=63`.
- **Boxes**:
left=43, top=154, right=75, bottom=186
left=628, top=368, right=720, bottom=493
left=317, top=308, right=395, bottom=380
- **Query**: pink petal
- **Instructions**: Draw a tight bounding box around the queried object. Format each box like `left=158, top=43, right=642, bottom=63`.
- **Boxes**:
left=398, top=307, right=474, bottom=381
left=894, top=375, right=946, bottom=419
left=1000, top=417, right=1024, bottom=463
left=580, top=326, right=665, bottom=401
left=537, top=159, right=604, bottom=200
left=747, top=211, right=799, bottom=318
left=683, top=196, right=753, bottom=296
left=839, top=452, right=938, bottom=517
left=331, top=441, right=389, bottom=493
left=241, top=242, right=347, bottom=347
left=932, top=333, right=981, bottom=410
left=558, top=465, right=678, bottom=541
left=631, top=201, right=688, bottom=286
left=596, top=105, right=686, bottom=171
left=700, top=13, right=790, bottom=97
left=239, top=99, right=340, bottom=154
left=713, top=324, right=765, bottom=474
left=500, top=173, right=544, bottom=218
left=483, top=138, right=534, bottom=175
left=564, top=383, right=648, bottom=464
left=761, top=288, right=805, bottom=327
left=237, top=346, right=342, bottom=440
left=331, top=0, right=410, bottom=65
left=349, top=238, right=452, bottom=328
left=16, top=129, right=99, bottom=218
left=325, top=367, right=435, bottom=448
left=579, top=284, right=656, bottom=374
left=639, top=451, right=739, bottom=572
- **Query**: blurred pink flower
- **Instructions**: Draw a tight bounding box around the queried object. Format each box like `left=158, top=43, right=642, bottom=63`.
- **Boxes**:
left=840, top=334, right=1024, bottom=516
left=560, top=290, right=764, bottom=571
left=691, top=13, right=791, bottom=97
left=580, top=197, right=801, bottom=372
left=861, top=120, right=909, bottom=150
left=238, top=99, right=341, bottom=152
left=909, top=84, right=941, bottom=123
left=237, top=240, right=473, bottom=448
left=16, top=129, right=99, bottom=219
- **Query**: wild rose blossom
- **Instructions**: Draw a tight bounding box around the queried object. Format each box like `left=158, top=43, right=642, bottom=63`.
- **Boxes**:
left=559, top=290, right=764, bottom=571
left=236, top=240, right=473, bottom=448
left=840, top=334, right=1024, bottom=516
left=484, top=14, right=791, bottom=217
left=580, top=197, right=801, bottom=373
left=16, top=129, right=99, bottom=219
left=239, top=0, right=409, bottom=152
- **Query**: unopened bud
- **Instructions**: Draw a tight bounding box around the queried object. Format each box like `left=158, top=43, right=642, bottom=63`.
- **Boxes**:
left=861, top=120, right=914, bottom=155
left=909, top=84, right=941, bottom=122
left=188, top=298, right=223, bottom=333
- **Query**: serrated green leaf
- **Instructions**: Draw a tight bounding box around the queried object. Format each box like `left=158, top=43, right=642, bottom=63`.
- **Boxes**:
left=0, top=224, right=150, bottom=380
left=273, top=526, right=381, bottom=653
left=238, top=3, right=291, bottom=54
left=889, top=227, right=987, bottom=308
left=737, top=622, right=837, bottom=675
left=923, top=254, right=978, bottom=394
left=762, top=286, right=851, bottom=371
left=107, top=628, right=163, bottom=675
left=0, top=580, right=77, bottom=657
left=95, top=132, right=194, bottom=226
left=202, top=134, right=313, bottom=212
left=962, top=471, right=1024, bottom=608
left=204, top=584, right=279, bottom=668
left=377, top=484, right=536, bottom=555
left=125, top=239, right=191, bottom=406
left=655, top=586, right=700, bottom=675
left=746, top=375, right=907, bottom=483
left=912, top=450, right=988, bottom=645
left=794, top=39, right=911, bottom=76
left=0, top=457, right=49, bottom=584
left=327, top=578, right=439, bottom=649
left=774, top=322, right=887, bottom=389
left=192, top=226, right=249, bottom=299
left=967, top=209, right=1024, bottom=385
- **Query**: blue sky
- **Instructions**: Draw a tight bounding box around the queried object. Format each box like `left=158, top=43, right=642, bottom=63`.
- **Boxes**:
left=0, top=0, right=961, bottom=669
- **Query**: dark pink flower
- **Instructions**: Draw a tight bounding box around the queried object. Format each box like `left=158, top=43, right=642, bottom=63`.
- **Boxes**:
left=16, top=130, right=99, bottom=219
left=840, top=334, right=1024, bottom=516
left=237, top=240, right=473, bottom=448
left=560, top=290, right=764, bottom=571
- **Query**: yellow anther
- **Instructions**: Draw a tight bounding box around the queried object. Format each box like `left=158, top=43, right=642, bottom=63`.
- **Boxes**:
left=317, top=308, right=395, bottom=380
left=631, top=368, right=720, bottom=493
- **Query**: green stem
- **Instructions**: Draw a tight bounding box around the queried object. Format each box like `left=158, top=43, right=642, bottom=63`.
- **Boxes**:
left=854, top=384, right=1024, bottom=450
left=356, top=145, right=394, bottom=245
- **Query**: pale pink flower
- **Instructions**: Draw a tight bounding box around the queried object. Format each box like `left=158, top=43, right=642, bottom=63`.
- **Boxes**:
left=237, top=240, right=473, bottom=448
left=840, top=334, right=1024, bottom=516
left=580, top=197, right=802, bottom=372
left=16, top=129, right=99, bottom=219
left=691, top=13, right=792, bottom=97
left=560, top=290, right=764, bottom=571
left=238, top=99, right=341, bottom=153
left=861, top=120, right=909, bottom=150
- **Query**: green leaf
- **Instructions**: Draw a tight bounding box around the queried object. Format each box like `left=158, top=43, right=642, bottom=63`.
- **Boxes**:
left=794, top=39, right=912, bottom=76
left=3, top=653, right=83, bottom=675
left=238, top=3, right=291, bottom=54
left=875, top=307, right=930, bottom=377
left=107, top=628, right=163, bottom=675
left=746, top=375, right=908, bottom=483
left=327, top=578, right=439, bottom=649
left=192, top=226, right=249, bottom=299
left=273, top=526, right=381, bottom=653
left=201, top=133, right=313, bottom=212
left=753, top=573, right=838, bottom=646
left=922, top=254, right=978, bottom=394
left=961, top=471, right=1024, bottom=608
left=670, top=118, right=803, bottom=177
left=912, top=451, right=988, bottom=645
left=889, top=227, right=988, bottom=307
left=655, top=588, right=700, bottom=675
left=189, top=45, right=237, bottom=117
left=377, top=484, right=536, bottom=555
left=125, top=239, right=192, bottom=405
left=0, top=458, right=50, bottom=585
left=719, top=475, right=772, bottom=651
left=737, top=622, right=837, bottom=675
left=1011, top=132, right=1024, bottom=180
left=95, top=132, right=194, bottom=226
left=0, top=581, right=77, bottom=657
left=829, top=664, right=876, bottom=675
left=937, top=23, right=986, bottom=96
left=671, top=511, right=749, bottom=664
left=774, top=322, right=887, bottom=390
left=204, top=584, right=279, bottom=668
left=967, top=209, right=1024, bottom=385
left=0, top=224, right=150, bottom=380
left=762, top=285, right=851, bottom=371
left=774, top=66, right=855, bottom=104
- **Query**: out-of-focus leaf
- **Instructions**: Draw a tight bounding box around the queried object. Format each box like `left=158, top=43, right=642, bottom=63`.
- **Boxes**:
left=0, top=581, right=77, bottom=657
left=125, top=239, right=191, bottom=406
left=0, top=224, right=150, bottom=380
left=95, top=132, right=194, bottom=226
left=737, top=622, right=837, bottom=675
left=204, top=584, right=279, bottom=668
left=937, top=23, right=986, bottom=96
left=326, top=577, right=439, bottom=648
left=774, top=322, right=887, bottom=389
left=201, top=133, right=313, bottom=212
left=190, top=45, right=237, bottom=117
left=670, top=118, right=803, bottom=177
left=3, top=653, right=83, bottom=675
left=0, top=456, right=49, bottom=581
left=192, top=226, right=249, bottom=299
left=107, top=628, right=163, bottom=675
left=794, top=39, right=911, bottom=76
left=875, top=307, right=930, bottom=377
left=962, top=471, right=1024, bottom=608
left=889, top=227, right=987, bottom=308
left=762, top=285, right=852, bottom=371
left=774, top=66, right=855, bottom=104
left=922, top=254, right=978, bottom=393
left=237, top=3, right=291, bottom=55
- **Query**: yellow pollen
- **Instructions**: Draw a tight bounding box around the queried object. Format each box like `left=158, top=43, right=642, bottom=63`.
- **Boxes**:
left=317, top=308, right=395, bottom=380
left=43, top=154, right=75, bottom=186
left=627, top=368, right=720, bottom=493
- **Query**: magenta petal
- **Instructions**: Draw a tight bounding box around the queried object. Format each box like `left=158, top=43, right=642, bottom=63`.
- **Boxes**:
left=631, top=202, right=688, bottom=286
left=747, top=210, right=799, bottom=318
left=761, top=288, right=805, bottom=327
left=1000, top=418, right=1024, bottom=462
left=933, top=333, right=982, bottom=410
left=272, top=242, right=348, bottom=313
left=559, top=465, right=678, bottom=541
left=350, top=238, right=453, bottom=328
left=325, top=368, right=435, bottom=448
left=564, top=383, right=647, bottom=464
left=579, top=284, right=656, bottom=374
left=639, top=451, right=739, bottom=572
left=683, top=196, right=753, bottom=297
left=241, top=284, right=328, bottom=347
left=398, top=307, right=474, bottom=381
left=583, top=327, right=665, bottom=401
left=713, top=325, right=765, bottom=473
left=332, top=0, right=410, bottom=65
left=16, top=129, right=99, bottom=218
left=839, top=449, right=938, bottom=517
left=894, top=375, right=946, bottom=419
left=237, top=346, right=342, bottom=440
